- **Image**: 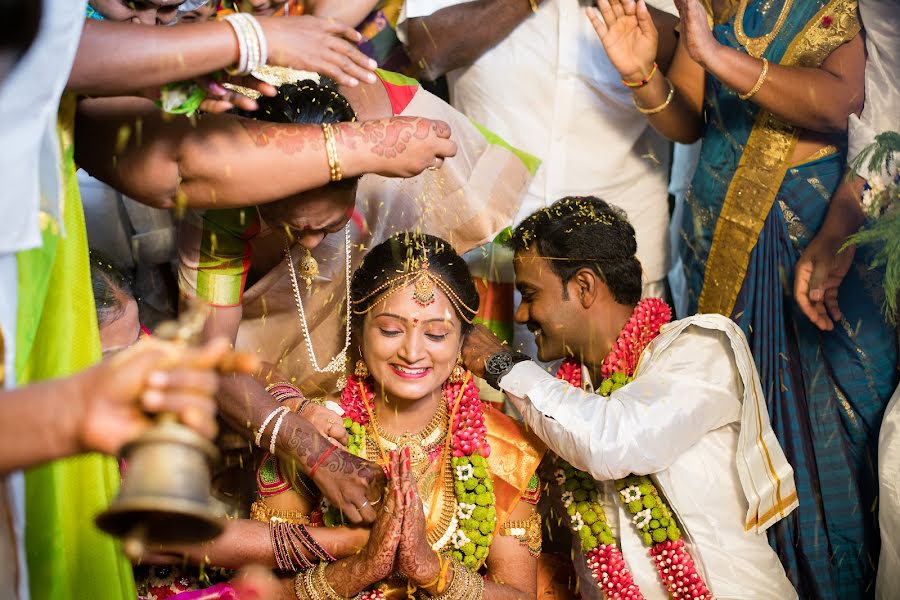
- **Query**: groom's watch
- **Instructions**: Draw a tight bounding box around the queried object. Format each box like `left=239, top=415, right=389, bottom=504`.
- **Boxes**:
left=484, top=350, right=531, bottom=391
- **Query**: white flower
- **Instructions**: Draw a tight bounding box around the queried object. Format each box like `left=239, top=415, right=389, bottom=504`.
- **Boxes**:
left=455, top=463, right=474, bottom=481
left=632, top=508, right=652, bottom=529
left=571, top=513, right=585, bottom=531
left=554, top=469, right=566, bottom=485
left=861, top=187, right=876, bottom=210
left=561, top=490, right=574, bottom=507
left=620, top=485, right=641, bottom=503
left=456, top=503, right=476, bottom=521
left=451, top=529, right=471, bottom=549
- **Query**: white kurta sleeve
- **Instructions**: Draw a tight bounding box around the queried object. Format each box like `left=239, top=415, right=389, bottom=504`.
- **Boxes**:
left=500, top=326, right=743, bottom=480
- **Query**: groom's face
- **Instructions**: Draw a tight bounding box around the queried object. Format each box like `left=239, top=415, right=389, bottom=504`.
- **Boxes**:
left=513, top=249, right=584, bottom=362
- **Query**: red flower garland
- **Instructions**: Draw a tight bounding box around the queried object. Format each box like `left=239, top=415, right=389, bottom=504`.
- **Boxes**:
left=599, top=297, right=671, bottom=379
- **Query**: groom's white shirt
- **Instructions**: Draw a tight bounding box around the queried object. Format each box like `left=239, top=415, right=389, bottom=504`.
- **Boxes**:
left=500, top=313, right=797, bottom=599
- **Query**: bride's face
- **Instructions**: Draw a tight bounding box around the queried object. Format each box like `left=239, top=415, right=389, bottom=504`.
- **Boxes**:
left=361, top=283, right=463, bottom=405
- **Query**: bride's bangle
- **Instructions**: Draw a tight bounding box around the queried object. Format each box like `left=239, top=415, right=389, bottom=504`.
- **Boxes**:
left=424, top=558, right=484, bottom=600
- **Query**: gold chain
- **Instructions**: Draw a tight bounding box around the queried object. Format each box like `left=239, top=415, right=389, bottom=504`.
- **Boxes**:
left=734, top=0, right=794, bottom=58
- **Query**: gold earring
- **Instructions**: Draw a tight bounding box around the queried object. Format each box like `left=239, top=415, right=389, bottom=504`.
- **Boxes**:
left=297, top=249, right=319, bottom=288
left=354, top=360, right=369, bottom=378
left=448, top=356, right=466, bottom=384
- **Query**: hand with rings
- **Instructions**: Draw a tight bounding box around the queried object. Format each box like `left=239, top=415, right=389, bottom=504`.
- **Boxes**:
left=303, top=401, right=350, bottom=447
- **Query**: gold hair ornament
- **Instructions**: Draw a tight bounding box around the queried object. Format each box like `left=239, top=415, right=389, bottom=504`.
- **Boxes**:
left=350, top=251, right=477, bottom=323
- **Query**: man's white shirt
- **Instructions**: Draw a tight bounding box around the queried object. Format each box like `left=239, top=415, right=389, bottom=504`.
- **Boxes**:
left=398, top=0, right=677, bottom=285
left=500, top=315, right=797, bottom=599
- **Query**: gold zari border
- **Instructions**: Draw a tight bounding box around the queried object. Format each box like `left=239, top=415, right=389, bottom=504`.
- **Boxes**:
left=697, top=0, right=860, bottom=316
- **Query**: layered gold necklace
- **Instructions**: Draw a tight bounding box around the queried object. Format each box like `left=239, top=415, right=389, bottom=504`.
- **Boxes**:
left=367, top=396, right=449, bottom=482
left=734, top=0, right=794, bottom=58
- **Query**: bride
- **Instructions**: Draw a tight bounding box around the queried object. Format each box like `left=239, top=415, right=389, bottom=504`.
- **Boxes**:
left=251, top=232, right=545, bottom=599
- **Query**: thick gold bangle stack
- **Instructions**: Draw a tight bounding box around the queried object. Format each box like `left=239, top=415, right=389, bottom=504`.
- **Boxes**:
left=294, top=562, right=360, bottom=600
left=321, top=123, right=343, bottom=182
left=422, top=558, right=485, bottom=600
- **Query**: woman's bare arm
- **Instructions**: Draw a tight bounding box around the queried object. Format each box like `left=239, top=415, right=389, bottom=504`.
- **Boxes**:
left=75, top=97, right=455, bottom=209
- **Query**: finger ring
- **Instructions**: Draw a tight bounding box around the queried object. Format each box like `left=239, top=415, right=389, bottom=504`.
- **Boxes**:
left=361, top=500, right=370, bottom=509
left=370, top=494, right=383, bottom=506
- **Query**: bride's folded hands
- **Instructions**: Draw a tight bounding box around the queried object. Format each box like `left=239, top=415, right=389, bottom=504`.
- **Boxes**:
left=324, top=450, right=405, bottom=597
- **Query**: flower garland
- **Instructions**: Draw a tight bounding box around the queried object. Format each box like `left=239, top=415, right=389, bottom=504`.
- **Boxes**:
left=337, top=372, right=497, bottom=572
left=553, top=298, right=714, bottom=600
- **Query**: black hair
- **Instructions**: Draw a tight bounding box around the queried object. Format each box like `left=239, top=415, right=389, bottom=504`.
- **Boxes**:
left=90, top=251, right=135, bottom=327
left=508, top=196, right=643, bottom=305
left=236, top=78, right=359, bottom=188
left=350, top=232, right=480, bottom=334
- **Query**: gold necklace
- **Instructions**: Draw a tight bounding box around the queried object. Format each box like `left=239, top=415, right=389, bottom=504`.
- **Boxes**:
left=367, top=397, right=449, bottom=481
left=285, top=225, right=352, bottom=390
left=733, top=0, right=794, bottom=58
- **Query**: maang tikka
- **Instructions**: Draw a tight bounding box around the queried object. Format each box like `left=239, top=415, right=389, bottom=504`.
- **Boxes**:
left=412, top=251, right=435, bottom=307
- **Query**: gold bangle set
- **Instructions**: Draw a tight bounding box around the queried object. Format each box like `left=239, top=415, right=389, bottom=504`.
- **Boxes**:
left=321, top=123, right=343, bottom=182
left=738, top=57, right=769, bottom=101
left=422, top=558, right=485, bottom=600
left=294, top=562, right=361, bottom=600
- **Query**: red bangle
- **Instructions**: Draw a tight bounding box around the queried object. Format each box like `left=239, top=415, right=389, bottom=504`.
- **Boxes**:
left=309, top=446, right=337, bottom=479
left=622, top=62, right=658, bottom=88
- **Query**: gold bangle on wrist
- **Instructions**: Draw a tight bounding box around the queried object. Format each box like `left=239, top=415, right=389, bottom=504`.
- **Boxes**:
left=633, top=77, right=675, bottom=115
left=738, top=57, right=769, bottom=101
left=321, top=123, right=343, bottom=182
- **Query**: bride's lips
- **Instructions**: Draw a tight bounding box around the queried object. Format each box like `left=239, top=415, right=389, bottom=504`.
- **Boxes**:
left=390, top=364, right=432, bottom=379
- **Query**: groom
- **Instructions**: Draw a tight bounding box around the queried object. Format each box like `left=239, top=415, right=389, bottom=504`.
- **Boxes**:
left=463, top=196, right=798, bottom=599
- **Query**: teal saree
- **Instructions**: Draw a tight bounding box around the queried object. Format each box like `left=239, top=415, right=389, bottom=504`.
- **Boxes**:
left=679, top=1, right=898, bottom=598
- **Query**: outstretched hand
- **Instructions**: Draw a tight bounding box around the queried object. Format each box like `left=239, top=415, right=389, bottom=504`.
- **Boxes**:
left=673, top=0, right=718, bottom=66
left=260, top=15, right=378, bottom=87
left=338, top=117, right=457, bottom=178
left=309, top=444, right=386, bottom=525
left=586, top=0, right=658, bottom=83
left=79, top=336, right=258, bottom=456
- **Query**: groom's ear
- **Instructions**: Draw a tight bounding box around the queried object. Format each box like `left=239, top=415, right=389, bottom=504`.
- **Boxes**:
left=572, top=268, right=600, bottom=309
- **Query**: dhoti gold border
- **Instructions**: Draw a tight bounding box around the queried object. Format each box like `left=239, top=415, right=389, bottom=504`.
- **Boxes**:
left=697, top=0, right=860, bottom=316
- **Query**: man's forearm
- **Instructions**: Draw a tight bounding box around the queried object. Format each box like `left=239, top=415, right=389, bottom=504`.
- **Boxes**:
left=404, top=0, right=535, bottom=81
left=0, top=376, right=86, bottom=475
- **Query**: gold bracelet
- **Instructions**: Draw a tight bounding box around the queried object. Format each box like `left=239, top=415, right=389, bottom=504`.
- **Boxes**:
left=321, top=123, right=343, bottom=182
left=633, top=77, right=675, bottom=115
left=527, top=0, right=539, bottom=13
left=738, top=57, right=769, bottom=101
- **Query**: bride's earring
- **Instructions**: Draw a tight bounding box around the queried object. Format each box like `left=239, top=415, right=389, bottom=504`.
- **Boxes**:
left=449, top=356, right=466, bottom=384
left=354, top=359, right=370, bottom=378
left=298, top=248, right=319, bottom=288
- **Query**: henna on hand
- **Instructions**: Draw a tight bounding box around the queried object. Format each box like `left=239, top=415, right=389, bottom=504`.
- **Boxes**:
left=327, top=451, right=404, bottom=596
left=238, top=118, right=322, bottom=155
left=396, top=447, right=442, bottom=588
